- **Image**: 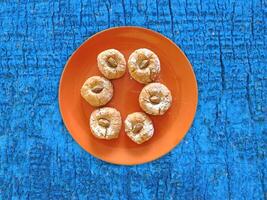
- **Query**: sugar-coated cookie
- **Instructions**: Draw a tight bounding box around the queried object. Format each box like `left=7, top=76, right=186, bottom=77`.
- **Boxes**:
left=125, top=112, right=154, bottom=144
left=97, top=49, right=126, bottom=79
left=90, top=107, right=122, bottom=139
left=80, top=76, right=113, bottom=107
left=139, top=83, right=172, bottom=115
left=128, top=48, right=160, bottom=84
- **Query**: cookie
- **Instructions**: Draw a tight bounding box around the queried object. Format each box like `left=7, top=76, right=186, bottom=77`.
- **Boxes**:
left=125, top=112, right=154, bottom=144
left=128, top=48, right=160, bottom=84
left=97, top=49, right=126, bottom=79
left=90, top=107, right=122, bottom=139
left=139, top=83, right=172, bottom=115
left=80, top=76, right=113, bottom=107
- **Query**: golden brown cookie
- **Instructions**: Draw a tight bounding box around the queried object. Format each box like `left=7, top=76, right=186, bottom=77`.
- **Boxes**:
left=97, top=49, right=126, bottom=79
left=139, top=83, right=172, bottom=115
left=80, top=76, right=113, bottom=107
left=90, top=107, right=122, bottom=139
left=128, top=48, right=160, bottom=84
left=124, top=112, right=154, bottom=144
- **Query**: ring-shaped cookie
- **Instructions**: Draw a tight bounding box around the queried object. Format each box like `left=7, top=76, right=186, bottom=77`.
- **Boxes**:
left=139, top=83, right=172, bottom=115
left=128, top=48, right=160, bottom=84
left=90, top=107, right=122, bottom=139
left=97, top=49, right=126, bottom=79
left=80, top=76, right=113, bottom=107
left=125, top=112, right=154, bottom=144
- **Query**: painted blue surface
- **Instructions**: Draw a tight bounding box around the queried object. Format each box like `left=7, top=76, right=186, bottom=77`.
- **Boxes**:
left=0, top=0, right=266, bottom=199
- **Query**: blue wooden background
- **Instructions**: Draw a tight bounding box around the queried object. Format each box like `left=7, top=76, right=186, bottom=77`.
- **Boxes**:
left=0, top=0, right=266, bottom=199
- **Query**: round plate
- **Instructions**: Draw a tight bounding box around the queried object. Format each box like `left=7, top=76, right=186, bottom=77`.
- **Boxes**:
left=59, top=27, right=198, bottom=165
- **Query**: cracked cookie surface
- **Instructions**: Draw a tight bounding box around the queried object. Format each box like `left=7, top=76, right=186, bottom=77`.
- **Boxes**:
left=90, top=107, right=122, bottom=139
left=139, top=83, right=172, bottom=115
left=128, top=48, right=160, bottom=84
left=80, top=76, right=113, bottom=107
left=125, top=112, right=154, bottom=144
left=97, top=49, right=126, bottom=79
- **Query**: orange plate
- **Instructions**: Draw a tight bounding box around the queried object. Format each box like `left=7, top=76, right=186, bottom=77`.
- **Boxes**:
left=58, top=27, right=198, bottom=165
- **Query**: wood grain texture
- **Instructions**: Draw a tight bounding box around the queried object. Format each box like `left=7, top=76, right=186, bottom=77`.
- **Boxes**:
left=0, top=0, right=266, bottom=199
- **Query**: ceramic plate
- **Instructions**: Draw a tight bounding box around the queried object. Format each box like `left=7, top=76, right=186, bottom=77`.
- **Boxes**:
left=58, top=27, right=198, bottom=165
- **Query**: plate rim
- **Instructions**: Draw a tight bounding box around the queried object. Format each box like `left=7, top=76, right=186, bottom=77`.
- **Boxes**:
left=58, top=26, right=198, bottom=165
